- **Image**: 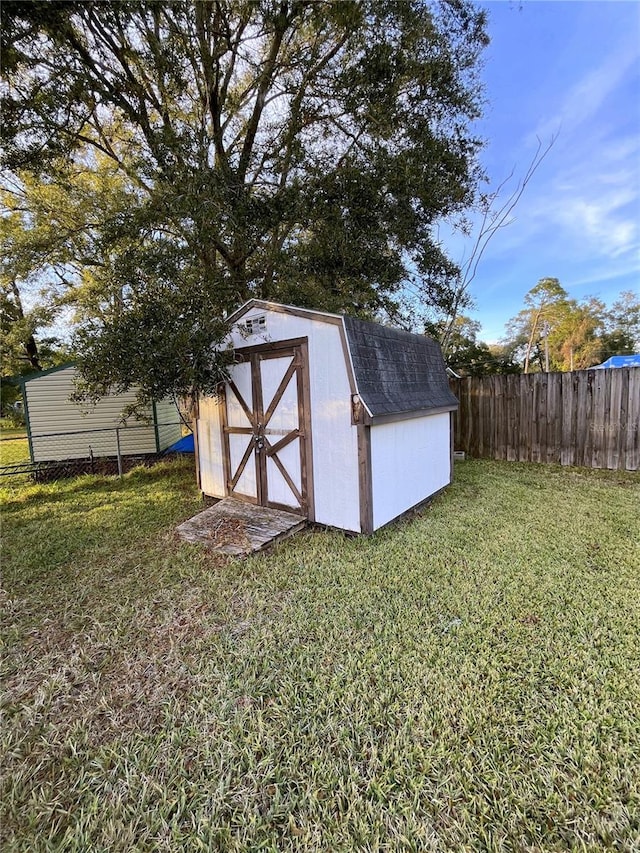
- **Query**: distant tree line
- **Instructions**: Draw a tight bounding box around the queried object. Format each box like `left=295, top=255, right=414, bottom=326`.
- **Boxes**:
left=437, top=279, right=640, bottom=377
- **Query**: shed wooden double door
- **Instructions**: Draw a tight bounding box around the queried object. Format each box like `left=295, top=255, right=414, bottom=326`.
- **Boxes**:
left=221, top=338, right=313, bottom=516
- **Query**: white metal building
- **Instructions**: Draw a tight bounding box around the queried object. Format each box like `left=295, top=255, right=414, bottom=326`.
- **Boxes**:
left=197, top=301, right=458, bottom=533
left=21, top=365, right=182, bottom=462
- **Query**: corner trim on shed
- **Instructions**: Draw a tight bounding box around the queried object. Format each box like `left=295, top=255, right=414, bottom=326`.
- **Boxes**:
left=450, top=410, right=455, bottom=483
left=22, top=383, right=35, bottom=463
left=357, top=424, right=374, bottom=534
left=192, top=396, right=202, bottom=492
left=152, top=401, right=160, bottom=453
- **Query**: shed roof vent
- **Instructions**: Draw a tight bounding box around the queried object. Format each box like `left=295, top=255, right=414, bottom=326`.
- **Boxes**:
left=243, top=315, right=266, bottom=335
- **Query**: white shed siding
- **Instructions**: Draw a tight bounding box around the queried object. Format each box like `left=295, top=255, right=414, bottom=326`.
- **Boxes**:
left=197, top=395, right=226, bottom=497
left=370, top=412, right=451, bottom=530
left=153, top=398, right=183, bottom=450
left=25, top=367, right=159, bottom=461
left=205, top=307, right=361, bottom=531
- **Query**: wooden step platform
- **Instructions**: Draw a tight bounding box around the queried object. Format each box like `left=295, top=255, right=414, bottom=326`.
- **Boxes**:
left=176, top=497, right=306, bottom=556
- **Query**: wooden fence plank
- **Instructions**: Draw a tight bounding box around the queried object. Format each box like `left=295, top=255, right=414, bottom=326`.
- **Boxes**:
left=464, top=378, right=474, bottom=457
left=590, top=369, right=605, bottom=469
left=546, top=371, right=561, bottom=464
left=584, top=370, right=595, bottom=467
left=574, top=371, right=588, bottom=468
left=618, top=368, right=629, bottom=470
left=495, top=375, right=505, bottom=460
left=486, top=376, right=500, bottom=459
left=560, top=372, right=573, bottom=466
left=504, top=375, right=512, bottom=461
left=476, top=377, right=485, bottom=459
left=467, top=378, right=477, bottom=458
left=518, top=373, right=530, bottom=462
left=450, top=379, right=459, bottom=449
left=530, top=375, right=538, bottom=463
left=571, top=371, right=582, bottom=467
left=627, top=369, right=640, bottom=471
left=607, top=369, right=622, bottom=471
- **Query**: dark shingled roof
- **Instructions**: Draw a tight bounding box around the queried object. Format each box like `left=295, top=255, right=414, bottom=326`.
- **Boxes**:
left=343, top=316, right=458, bottom=417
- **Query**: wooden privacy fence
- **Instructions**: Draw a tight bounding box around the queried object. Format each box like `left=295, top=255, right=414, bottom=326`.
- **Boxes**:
left=450, top=368, right=640, bottom=471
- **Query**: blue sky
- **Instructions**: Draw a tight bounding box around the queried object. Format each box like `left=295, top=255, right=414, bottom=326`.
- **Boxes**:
left=446, top=0, right=640, bottom=343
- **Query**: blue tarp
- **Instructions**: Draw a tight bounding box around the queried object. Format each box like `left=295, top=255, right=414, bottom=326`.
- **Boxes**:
left=594, top=354, right=640, bottom=369
left=166, top=433, right=194, bottom=453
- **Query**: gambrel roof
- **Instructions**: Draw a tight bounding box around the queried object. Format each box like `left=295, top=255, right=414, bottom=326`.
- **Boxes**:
left=227, top=300, right=458, bottom=421
left=343, top=316, right=458, bottom=417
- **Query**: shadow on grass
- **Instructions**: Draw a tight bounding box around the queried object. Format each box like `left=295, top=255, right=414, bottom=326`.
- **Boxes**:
left=1, top=459, right=198, bottom=511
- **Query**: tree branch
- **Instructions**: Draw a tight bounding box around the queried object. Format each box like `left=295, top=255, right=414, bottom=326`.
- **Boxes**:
left=237, top=4, right=291, bottom=182
left=439, top=133, right=558, bottom=355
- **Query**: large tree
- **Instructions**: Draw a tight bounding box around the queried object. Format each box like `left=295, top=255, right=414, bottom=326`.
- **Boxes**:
left=600, top=291, right=640, bottom=358
left=2, top=0, right=488, bottom=402
left=546, top=297, right=602, bottom=371
left=0, top=160, right=133, bottom=368
left=504, top=278, right=568, bottom=373
left=502, top=282, right=637, bottom=373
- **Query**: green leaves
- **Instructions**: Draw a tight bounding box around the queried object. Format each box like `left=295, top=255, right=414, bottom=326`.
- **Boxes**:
left=72, top=244, right=235, bottom=404
left=503, top=279, right=638, bottom=373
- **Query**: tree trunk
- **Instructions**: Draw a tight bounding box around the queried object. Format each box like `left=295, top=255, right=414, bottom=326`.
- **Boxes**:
left=524, top=309, right=542, bottom=374
left=10, top=280, right=42, bottom=371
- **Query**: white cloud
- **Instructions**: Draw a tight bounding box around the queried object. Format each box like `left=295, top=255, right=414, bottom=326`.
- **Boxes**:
left=549, top=191, right=638, bottom=258
left=537, top=129, right=640, bottom=260
left=568, top=260, right=640, bottom=291
left=519, top=27, right=640, bottom=261
left=533, top=34, right=639, bottom=142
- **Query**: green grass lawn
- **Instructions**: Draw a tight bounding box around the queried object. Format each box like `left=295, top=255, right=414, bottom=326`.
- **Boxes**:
left=1, top=459, right=639, bottom=851
left=0, top=418, right=29, bottom=467
left=0, top=417, right=26, bottom=437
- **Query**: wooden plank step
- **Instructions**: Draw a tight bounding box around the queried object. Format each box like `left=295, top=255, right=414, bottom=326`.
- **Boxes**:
left=176, top=497, right=306, bottom=556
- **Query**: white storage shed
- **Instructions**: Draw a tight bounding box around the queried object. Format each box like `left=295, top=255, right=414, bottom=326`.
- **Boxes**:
left=197, top=301, right=458, bottom=533
left=21, top=364, right=182, bottom=463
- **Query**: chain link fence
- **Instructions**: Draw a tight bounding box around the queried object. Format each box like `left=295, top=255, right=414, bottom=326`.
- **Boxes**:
left=0, top=422, right=192, bottom=486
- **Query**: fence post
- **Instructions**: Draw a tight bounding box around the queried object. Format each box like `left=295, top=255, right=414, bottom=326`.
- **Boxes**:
left=115, top=427, right=123, bottom=478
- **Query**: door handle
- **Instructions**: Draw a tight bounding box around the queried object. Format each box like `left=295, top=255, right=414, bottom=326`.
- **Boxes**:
left=254, top=423, right=264, bottom=450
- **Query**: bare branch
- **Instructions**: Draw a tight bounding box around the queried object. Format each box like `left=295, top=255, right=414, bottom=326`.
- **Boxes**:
left=439, top=132, right=558, bottom=355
